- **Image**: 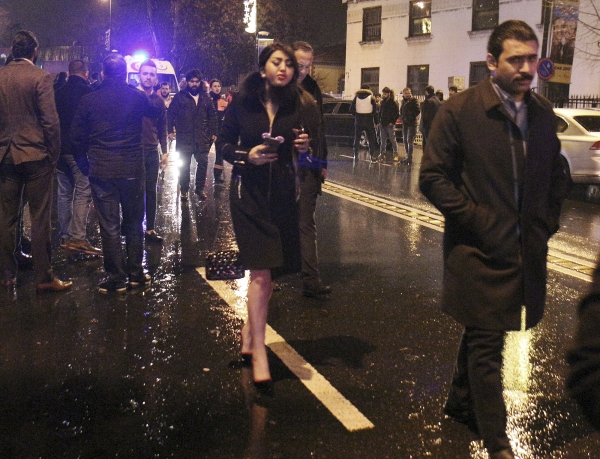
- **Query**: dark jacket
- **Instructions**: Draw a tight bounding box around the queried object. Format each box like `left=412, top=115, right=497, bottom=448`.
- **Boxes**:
left=168, top=89, right=217, bottom=152
left=0, top=59, right=60, bottom=166
left=567, top=262, right=600, bottom=430
left=350, top=89, right=377, bottom=125
left=141, top=92, right=167, bottom=152
left=400, top=95, right=420, bottom=126
left=420, top=93, right=441, bottom=134
left=419, top=78, right=569, bottom=331
left=54, top=75, right=93, bottom=172
left=209, top=91, right=228, bottom=124
left=300, top=74, right=328, bottom=171
left=378, top=96, right=399, bottom=126
left=70, top=78, right=162, bottom=179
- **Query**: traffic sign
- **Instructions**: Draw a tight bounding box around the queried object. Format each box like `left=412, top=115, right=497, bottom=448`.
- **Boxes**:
left=538, top=58, right=554, bottom=80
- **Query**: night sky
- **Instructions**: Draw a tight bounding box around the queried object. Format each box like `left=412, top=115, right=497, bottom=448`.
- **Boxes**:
left=2, top=0, right=347, bottom=48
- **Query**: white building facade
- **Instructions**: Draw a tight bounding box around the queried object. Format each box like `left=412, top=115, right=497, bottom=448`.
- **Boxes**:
left=342, top=0, right=600, bottom=101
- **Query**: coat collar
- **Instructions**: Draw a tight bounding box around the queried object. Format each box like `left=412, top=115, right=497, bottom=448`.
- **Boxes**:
left=480, top=77, right=546, bottom=116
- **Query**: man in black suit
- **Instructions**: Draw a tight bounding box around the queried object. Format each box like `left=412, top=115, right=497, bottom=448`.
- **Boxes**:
left=0, top=31, right=72, bottom=292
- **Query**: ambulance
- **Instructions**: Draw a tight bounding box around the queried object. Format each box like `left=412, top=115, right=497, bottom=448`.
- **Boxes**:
left=124, top=55, right=179, bottom=94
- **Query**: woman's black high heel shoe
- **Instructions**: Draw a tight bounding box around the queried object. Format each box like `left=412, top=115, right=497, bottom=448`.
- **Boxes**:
left=241, top=353, right=253, bottom=367
left=253, top=379, right=274, bottom=397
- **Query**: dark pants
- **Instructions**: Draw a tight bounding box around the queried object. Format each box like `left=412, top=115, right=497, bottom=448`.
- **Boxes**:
left=446, top=328, right=511, bottom=453
left=421, top=128, right=429, bottom=154
left=353, top=115, right=378, bottom=159
left=214, top=118, right=224, bottom=179
left=143, top=146, right=160, bottom=231
left=298, top=166, right=322, bottom=287
left=0, top=158, right=54, bottom=285
left=179, top=147, right=208, bottom=193
left=402, top=124, right=417, bottom=161
left=89, top=176, right=144, bottom=283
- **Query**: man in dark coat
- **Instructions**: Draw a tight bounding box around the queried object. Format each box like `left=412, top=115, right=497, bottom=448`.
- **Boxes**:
left=0, top=30, right=71, bottom=292
left=377, top=87, right=399, bottom=162
left=350, top=84, right=378, bottom=161
left=168, top=68, right=218, bottom=201
left=419, top=20, right=569, bottom=459
left=71, top=53, right=162, bottom=293
left=419, top=84, right=440, bottom=153
left=54, top=59, right=101, bottom=256
left=399, top=87, right=420, bottom=166
left=293, top=41, right=331, bottom=298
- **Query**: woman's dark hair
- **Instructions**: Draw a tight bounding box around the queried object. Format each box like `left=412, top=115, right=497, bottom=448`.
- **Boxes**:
left=258, top=42, right=299, bottom=82
left=12, top=30, right=38, bottom=59
left=487, top=20, right=538, bottom=61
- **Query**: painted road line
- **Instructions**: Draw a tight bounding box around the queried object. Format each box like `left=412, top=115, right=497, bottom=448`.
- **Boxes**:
left=324, top=181, right=595, bottom=283
left=196, top=267, right=375, bottom=432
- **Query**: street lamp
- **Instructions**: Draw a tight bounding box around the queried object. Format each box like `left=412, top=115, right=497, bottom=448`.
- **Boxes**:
left=104, top=0, right=112, bottom=51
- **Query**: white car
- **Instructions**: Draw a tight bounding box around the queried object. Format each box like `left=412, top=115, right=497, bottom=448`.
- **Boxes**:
left=554, top=108, right=600, bottom=184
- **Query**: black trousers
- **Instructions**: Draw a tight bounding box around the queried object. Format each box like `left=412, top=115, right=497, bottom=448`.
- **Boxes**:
left=0, top=158, right=55, bottom=285
left=143, top=147, right=160, bottom=231
left=297, top=166, right=322, bottom=286
left=446, top=327, right=511, bottom=453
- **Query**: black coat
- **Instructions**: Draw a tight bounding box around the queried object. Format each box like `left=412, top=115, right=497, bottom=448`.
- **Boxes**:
left=419, top=78, right=569, bottom=331
left=400, top=96, right=420, bottom=126
left=378, top=96, right=399, bottom=126
left=168, top=89, right=217, bottom=152
left=420, top=93, right=441, bottom=133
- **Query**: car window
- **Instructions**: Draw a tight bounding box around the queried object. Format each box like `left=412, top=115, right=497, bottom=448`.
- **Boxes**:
left=573, top=116, right=600, bottom=133
left=323, top=102, right=337, bottom=114
left=555, top=115, right=568, bottom=133
left=337, top=103, right=352, bottom=115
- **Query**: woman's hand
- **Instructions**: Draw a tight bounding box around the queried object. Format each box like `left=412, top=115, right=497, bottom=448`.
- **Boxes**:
left=294, top=133, right=310, bottom=154
left=248, top=143, right=279, bottom=165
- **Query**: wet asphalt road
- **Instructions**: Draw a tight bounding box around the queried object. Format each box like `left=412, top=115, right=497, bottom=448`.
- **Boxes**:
left=2, top=143, right=600, bottom=459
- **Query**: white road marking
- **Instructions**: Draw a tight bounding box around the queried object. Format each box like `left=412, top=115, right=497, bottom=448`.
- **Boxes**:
left=197, top=268, right=375, bottom=432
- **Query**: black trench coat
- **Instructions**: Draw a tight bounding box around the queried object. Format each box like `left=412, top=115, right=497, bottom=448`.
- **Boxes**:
left=419, top=78, right=569, bottom=331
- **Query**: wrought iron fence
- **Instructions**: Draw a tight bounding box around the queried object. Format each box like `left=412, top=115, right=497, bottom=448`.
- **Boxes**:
left=553, top=95, right=600, bottom=109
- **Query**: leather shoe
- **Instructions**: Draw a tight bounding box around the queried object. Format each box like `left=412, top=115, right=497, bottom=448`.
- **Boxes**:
left=443, top=404, right=479, bottom=435
left=37, top=277, right=73, bottom=293
left=302, top=283, right=332, bottom=298
left=15, top=252, right=34, bottom=270
left=490, top=449, right=515, bottom=459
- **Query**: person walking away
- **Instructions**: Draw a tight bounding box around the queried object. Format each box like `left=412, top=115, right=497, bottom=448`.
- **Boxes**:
left=216, top=43, right=321, bottom=395
left=293, top=41, right=332, bottom=298
left=138, top=60, right=168, bottom=244
left=377, top=87, right=399, bottom=162
left=0, top=30, right=72, bottom=292
left=71, top=53, right=162, bottom=294
left=350, top=85, right=378, bottom=161
left=168, top=69, right=217, bottom=201
left=419, top=20, right=570, bottom=459
left=209, top=78, right=228, bottom=184
left=419, top=85, right=441, bottom=153
left=54, top=59, right=102, bottom=256
left=399, top=87, right=420, bottom=167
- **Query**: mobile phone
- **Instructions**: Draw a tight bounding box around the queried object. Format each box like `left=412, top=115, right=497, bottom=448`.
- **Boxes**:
left=261, top=133, right=284, bottom=153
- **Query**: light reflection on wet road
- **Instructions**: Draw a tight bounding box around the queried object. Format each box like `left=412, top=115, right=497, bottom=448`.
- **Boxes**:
left=1, top=144, right=599, bottom=458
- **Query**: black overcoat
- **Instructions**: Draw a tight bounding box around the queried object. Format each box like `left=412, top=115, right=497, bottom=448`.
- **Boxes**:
left=419, top=78, right=569, bottom=330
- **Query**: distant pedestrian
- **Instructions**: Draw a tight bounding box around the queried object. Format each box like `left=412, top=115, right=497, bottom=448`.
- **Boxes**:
left=168, top=69, right=218, bottom=201
left=293, top=40, right=331, bottom=298
left=419, top=85, right=441, bottom=152
left=0, top=30, right=72, bottom=292
left=435, top=89, right=444, bottom=102
left=448, top=85, right=458, bottom=97
left=419, top=20, right=570, bottom=459
left=71, top=53, right=163, bottom=294
left=158, top=81, right=172, bottom=108
left=376, top=86, right=399, bottom=162
left=399, top=87, right=420, bottom=166
left=54, top=59, right=102, bottom=256
left=350, top=84, right=378, bottom=161
left=209, top=78, right=228, bottom=184
left=89, top=72, right=101, bottom=90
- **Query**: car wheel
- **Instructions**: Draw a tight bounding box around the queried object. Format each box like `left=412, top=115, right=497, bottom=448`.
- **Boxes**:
left=559, top=154, right=572, bottom=181
left=360, top=131, right=369, bottom=148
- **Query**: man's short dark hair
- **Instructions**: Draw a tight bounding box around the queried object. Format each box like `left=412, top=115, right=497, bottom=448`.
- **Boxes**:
left=12, top=30, right=38, bottom=59
left=425, top=85, right=435, bottom=96
left=185, top=69, right=202, bottom=82
left=360, top=84, right=370, bottom=90
left=160, top=81, right=170, bottom=87
left=487, top=20, right=538, bottom=61
left=449, top=85, right=458, bottom=92
left=68, top=59, right=88, bottom=76
left=382, top=86, right=391, bottom=93
left=139, top=59, right=157, bottom=73
left=292, top=41, right=314, bottom=54
left=103, top=53, right=127, bottom=80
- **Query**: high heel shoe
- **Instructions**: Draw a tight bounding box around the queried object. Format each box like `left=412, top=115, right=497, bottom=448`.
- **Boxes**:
left=253, top=379, right=274, bottom=397
left=241, top=353, right=253, bottom=367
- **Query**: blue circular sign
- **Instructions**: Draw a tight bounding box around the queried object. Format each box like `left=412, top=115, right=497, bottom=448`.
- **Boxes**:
left=538, top=58, right=554, bottom=80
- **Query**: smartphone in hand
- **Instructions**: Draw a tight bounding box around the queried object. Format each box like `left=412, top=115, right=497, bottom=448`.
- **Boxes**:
left=261, top=133, right=284, bottom=153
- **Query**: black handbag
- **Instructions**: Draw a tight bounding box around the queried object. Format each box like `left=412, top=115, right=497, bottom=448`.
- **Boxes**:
left=205, top=250, right=245, bottom=280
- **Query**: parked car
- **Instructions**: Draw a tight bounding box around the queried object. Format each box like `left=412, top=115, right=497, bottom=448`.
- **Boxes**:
left=322, top=99, right=402, bottom=147
left=554, top=108, right=600, bottom=184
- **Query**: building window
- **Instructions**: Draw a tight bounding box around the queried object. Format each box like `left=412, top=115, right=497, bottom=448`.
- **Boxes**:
left=363, top=7, right=382, bottom=42
left=472, top=0, right=498, bottom=31
left=361, top=67, right=380, bottom=95
left=407, top=65, right=429, bottom=96
left=469, top=61, right=490, bottom=87
left=409, top=1, right=432, bottom=37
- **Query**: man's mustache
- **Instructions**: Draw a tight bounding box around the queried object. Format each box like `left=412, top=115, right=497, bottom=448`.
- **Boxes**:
left=515, top=74, right=533, bottom=82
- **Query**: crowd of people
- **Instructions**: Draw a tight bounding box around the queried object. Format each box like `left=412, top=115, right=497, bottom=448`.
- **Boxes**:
left=1, top=21, right=600, bottom=459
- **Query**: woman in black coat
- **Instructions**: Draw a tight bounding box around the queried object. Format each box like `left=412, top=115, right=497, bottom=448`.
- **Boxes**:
left=216, top=43, right=321, bottom=393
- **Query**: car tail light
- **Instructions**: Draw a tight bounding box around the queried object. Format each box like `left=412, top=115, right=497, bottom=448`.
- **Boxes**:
left=591, top=141, right=600, bottom=151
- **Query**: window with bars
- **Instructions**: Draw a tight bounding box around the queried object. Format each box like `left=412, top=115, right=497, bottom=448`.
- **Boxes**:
left=407, top=65, right=429, bottom=96
left=409, top=1, right=432, bottom=37
left=472, top=0, right=499, bottom=31
left=469, top=61, right=490, bottom=87
left=363, top=7, right=382, bottom=42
